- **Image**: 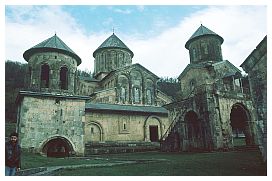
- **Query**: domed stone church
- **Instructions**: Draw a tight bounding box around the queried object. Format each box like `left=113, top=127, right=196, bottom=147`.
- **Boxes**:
left=16, top=25, right=264, bottom=157
left=16, top=32, right=173, bottom=156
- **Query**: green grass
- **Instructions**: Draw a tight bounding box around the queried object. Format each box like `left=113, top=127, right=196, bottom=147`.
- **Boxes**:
left=54, top=151, right=266, bottom=176
left=21, top=152, right=114, bottom=169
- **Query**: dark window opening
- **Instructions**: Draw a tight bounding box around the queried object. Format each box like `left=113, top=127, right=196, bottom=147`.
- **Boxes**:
left=55, top=98, right=60, bottom=104
left=60, top=67, right=68, bottom=90
left=41, top=64, right=49, bottom=88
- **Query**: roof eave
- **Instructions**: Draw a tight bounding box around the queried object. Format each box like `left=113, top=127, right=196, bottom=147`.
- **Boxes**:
left=185, top=34, right=224, bottom=49
left=93, top=47, right=134, bottom=58
left=23, top=47, right=82, bottom=66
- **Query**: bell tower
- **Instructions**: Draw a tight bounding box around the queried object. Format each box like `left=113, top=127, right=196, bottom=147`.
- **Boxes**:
left=23, top=34, right=81, bottom=94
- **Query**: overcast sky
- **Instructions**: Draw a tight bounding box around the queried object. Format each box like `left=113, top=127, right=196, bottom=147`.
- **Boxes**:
left=4, top=4, right=267, bottom=78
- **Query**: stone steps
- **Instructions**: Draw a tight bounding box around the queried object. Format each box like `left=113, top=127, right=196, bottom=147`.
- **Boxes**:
left=85, top=141, right=160, bottom=155
left=232, top=145, right=260, bottom=152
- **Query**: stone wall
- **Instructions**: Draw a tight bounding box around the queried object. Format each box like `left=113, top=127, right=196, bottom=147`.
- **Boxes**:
left=84, top=111, right=170, bottom=143
left=17, top=94, right=86, bottom=155
left=77, top=79, right=98, bottom=96
left=241, top=36, right=267, bottom=161
left=179, top=67, right=213, bottom=99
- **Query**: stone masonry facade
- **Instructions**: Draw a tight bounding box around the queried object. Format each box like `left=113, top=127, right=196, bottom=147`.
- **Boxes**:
left=16, top=26, right=266, bottom=157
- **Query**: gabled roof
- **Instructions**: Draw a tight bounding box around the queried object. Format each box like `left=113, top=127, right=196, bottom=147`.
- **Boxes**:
left=93, top=33, right=134, bottom=58
left=213, top=60, right=241, bottom=74
left=100, top=63, right=160, bottom=83
left=178, top=63, right=211, bottom=80
left=23, top=34, right=81, bottom=65
left=185, top=24, right=224, bottom=49
left=178, top=60, right=241, bottom=80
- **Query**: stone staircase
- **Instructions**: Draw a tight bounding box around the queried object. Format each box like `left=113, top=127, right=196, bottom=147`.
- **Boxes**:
left=160, top=108, right=186, bottom=152
left=232, top=145, right=260, bottom=152
left=85, top=141, right=160, bottom=155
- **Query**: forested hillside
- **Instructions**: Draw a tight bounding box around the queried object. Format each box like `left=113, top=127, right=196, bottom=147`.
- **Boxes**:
left=157, top=77, right=181, bottom=100
left=5, top=60, right=27, bottom=122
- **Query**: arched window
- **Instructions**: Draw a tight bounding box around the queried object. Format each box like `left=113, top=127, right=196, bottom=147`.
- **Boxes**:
left=41, top=64, right=49, bottom=88
left=147, top=89, right=152, bottom=105
left=134, top=87, right=140, bottom=103
left=190, top=79, right=196, bottom=91
left=120, top=87, right=126, bottom=103
left=60, top=67, right=68, bottom=90
left=192, top=48, right=197, bottom=61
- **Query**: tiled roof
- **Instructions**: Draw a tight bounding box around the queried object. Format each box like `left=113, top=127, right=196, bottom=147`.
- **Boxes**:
left=85, top=103, right=168, bottom=114
left=93, top=33, right=134, bottom=58
left=23, top=34, right=81, bottom=65
left=185, top=24, right=224, bottom=49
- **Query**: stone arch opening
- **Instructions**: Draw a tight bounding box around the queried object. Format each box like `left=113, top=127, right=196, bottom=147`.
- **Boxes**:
left=60, top=66, right=68, bottom=90
left=42, top=137, right=73, bottom=157
left=230, top=103, right=253, bottom=146
left=184, top=111, right=202, bottom=150
left=85, top=121, right=104, bottom=142
left=144, top=115, right=162, bottom=142
left=41, top=64, right=49, bottom=88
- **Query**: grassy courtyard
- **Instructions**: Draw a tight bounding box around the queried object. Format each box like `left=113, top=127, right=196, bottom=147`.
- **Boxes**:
left=21, top=150, right=266, bottom=176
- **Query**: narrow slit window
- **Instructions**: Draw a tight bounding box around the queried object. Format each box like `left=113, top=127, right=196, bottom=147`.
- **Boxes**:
left=41, top=64, right=49, bottom=88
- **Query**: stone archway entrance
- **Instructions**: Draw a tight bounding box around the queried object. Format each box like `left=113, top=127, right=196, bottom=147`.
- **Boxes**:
left=230, top=103, right=254, bottom=146
left=184, top=111, right=202, bottom=150
left=42, top=137, right=73, bottom=157
left=144, top=116, right=162, bottom=142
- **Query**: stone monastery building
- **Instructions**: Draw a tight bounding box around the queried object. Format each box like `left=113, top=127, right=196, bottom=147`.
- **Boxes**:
left=16, top=25, right=266, bottom=158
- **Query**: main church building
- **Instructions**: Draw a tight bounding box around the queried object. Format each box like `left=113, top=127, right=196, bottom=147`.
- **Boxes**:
left=16, top=25, right=265, bottom=158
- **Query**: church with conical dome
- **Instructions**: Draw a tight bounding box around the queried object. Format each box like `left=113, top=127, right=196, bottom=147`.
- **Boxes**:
left=16, top=25, right=264, bottom=157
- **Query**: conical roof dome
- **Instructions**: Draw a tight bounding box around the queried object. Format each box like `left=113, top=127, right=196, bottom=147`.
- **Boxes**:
left=93, top=33, right=134, bottom=58
left=23, top=34, right=81, bottom=65
left=185, top=24, right=224, bottom=49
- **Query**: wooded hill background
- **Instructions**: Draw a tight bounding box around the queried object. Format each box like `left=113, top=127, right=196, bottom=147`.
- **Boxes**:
left=5, top=60, right=180, bottom=123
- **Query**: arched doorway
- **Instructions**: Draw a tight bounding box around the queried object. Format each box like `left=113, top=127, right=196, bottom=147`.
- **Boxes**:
left=144, top=116, right=162, bottom=142
left=230, top=103, right=253, bottom=146
left=42, top=137, right=73, bottom=157
left=184, top=111, right=202, bottom=150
